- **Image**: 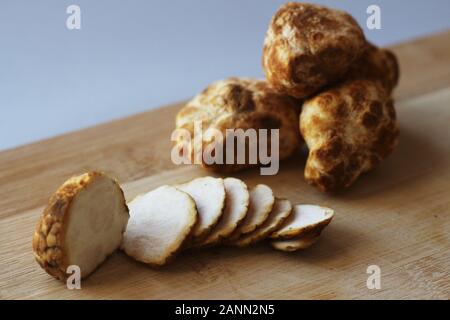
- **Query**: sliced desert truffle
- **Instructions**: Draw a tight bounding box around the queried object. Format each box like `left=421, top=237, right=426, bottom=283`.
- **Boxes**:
left=32, top=172, right=129, bottom=280
left=227, top=184, right=275, bottom=240
left=300, top=79, right=399, bottom=192
left=175, top=78, right=302, bottom=173
left=263, top=2, right=366, bottom=98
left=122, top=185, right=197, bottom=266
left=198, top=177, right=249, bottom=247
left=232, top=198, right=292, bottom=247
left=270, top=204, right=334, bottom=240
left=271, top=230, right=322, bottom=252
left=346, top=42, right=400, bottom=94
left=177, top=177, right=226, bottom=242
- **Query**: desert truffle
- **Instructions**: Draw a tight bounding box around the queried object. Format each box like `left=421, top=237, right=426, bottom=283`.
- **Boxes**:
left=346, top=43, right=400, bottom=94
left=32, top=172, right=129, bottom=280
left=175, top=78, right=302, bottom=172
left=263, top=2, right=366, bottom=98
left=300, top=79, right=399, bottom=192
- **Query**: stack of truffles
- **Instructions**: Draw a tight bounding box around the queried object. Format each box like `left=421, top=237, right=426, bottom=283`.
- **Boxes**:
left=32, top=3, right=400, bottom=281
left=175, top=2, right=400, bottom=192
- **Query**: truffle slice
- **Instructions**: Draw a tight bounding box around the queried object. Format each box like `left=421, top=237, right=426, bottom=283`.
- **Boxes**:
left=227, top=184, right=275, bottom=240
left=177, top=177, right=226, bottom=242
left=270, top=204, right=334, bottom=240
left=32, top=172, right=129, bottom=280
left=232, top=198, right=292, bottom=247
left=122, top=185, right=197, bottom=266
left=198, top=177, right=249, bottom=246
left=271, top=230, right=322, bottom=252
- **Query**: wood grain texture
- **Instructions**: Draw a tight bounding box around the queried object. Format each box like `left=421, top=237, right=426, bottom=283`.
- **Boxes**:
left=1, top=31, right=449, bottom=300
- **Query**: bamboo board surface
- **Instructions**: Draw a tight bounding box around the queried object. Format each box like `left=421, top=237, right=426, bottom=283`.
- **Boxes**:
left=0, top=31, right=449, bottom=299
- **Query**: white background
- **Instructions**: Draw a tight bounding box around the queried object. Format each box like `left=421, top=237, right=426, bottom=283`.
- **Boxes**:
left=1, top=0, right=449, bottom=151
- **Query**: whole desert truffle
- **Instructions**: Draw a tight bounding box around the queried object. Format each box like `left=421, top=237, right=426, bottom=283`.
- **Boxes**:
left=263, top=2, right=366, bottom=98
left=300, top=79, right=399, bottom=192
left=175, top=78, right=302, bottom=172
left=32, top=172, right=129, bottom=280
left=346, top=43, right=400, bottom=94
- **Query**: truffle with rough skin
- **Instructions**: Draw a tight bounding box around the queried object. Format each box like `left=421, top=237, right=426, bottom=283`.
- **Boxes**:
left=175, top=78, right=302, bottom=173
left=32, top=172, right=129, bottom=280
left=346, top=43, right=400, bottom=94
left=263, top=2, right=366, bottom=98
left=300, top=79, right=399, bottom=192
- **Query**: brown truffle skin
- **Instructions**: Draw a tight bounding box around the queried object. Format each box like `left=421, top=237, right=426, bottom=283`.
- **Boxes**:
left=263, top=2, right=366, bottom=99
left=346, top=43, right=400, bottom=94
left=300, top=79, right=399, bottom=192
left=175, top=78, right=302, bottom=172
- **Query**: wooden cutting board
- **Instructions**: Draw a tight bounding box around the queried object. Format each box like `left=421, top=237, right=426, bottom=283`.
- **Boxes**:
left=1, top=31, right=449, bottom=300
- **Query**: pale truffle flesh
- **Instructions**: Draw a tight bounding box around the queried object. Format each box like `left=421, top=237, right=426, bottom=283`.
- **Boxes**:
left=227, top=184, right=275, bottom=239
left=122, top=185, right=197, bottom=266
left=198, top=177, right=249, bottom=246
left=270, top=204, right=334, bottom=239
left=232, top=198, right=292, bottom=247
left=271, top=230, right=321, bottom=252
left=176, top=177, right=226, bottom=241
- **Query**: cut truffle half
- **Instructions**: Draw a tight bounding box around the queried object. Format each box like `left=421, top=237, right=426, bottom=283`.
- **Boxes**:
left=198, top=177, right=249, bottom=247
left=122, top=185, right=197, bottom=266
left=176, top=177, right=226, bottom=242
left=232, top=198, right=292, bottom=247
left=32, top=172, right=129, bottom=280
left=227, top=184, right=275, bottom=240
left=270, top=204, right=334, bottom=240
